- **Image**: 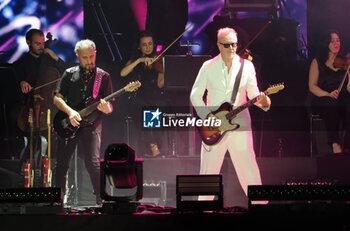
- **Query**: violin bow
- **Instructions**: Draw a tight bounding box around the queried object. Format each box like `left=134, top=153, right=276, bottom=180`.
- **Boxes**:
left=150, top=24, right=194, bottom=65
left=29, top=78, right=60, bottom=92
left=336, top=65, right=350, bottom=96
left=238, top=21, right=271, bottom=57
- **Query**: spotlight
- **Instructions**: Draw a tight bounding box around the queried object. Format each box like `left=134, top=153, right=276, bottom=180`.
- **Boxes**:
left=100, top=143, right=143, bottom=214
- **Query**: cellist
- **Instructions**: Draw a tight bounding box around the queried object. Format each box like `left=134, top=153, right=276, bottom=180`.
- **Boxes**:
left=13, top=28, right=66, bottom=132
left=12, top=29, right=65, bottom=187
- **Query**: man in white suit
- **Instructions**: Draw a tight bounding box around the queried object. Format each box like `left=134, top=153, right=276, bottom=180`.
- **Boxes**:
left=190, top=27, right=271, bottom=200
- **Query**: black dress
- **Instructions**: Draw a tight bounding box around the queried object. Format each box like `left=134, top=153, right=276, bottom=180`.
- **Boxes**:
left=311, top=59, right=350, bottom=148
left=126, top=63, right=165, bottom=155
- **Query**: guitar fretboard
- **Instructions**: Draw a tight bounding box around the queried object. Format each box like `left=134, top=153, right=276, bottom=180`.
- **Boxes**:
left=79, top=87, right=126, bottom=116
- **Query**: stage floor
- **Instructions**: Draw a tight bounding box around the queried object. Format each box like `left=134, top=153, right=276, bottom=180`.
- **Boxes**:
left=1, top=156, right=350, bottom=230
left=1, top=155, right=350, bottom=208
left=1, top=208, right=350, bottom=231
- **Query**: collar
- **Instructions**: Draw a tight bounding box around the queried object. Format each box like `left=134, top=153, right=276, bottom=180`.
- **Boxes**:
left=80, top=66, right=96, bottom=82
left=219, top=53, right=239, bottom=69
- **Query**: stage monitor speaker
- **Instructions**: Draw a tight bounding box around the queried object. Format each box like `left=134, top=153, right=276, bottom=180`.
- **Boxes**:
left=164, top=55, right=211, bottom=92
left=0, top=187, right=62, bottom=214
left=248, top=185, right=350, bottom=213
left=176, top=174, right=223, bottom=212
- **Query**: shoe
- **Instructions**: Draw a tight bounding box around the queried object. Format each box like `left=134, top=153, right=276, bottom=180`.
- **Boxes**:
left=332, top=143, right=342, bottom=154
left=150, top=143, right=160, bottom=156
left=141, top=144, right=163, bottom=158
left=96, top=196, right=104, bottom=207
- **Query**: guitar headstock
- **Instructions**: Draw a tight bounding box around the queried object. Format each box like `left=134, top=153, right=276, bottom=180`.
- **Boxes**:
left=47, top=109, right=51, bottom=126
left=265, top=83, right=285, bottom=95
left=125, top=81, right=141, bottom=92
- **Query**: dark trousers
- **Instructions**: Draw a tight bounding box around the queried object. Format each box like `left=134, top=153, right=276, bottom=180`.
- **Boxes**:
left=311, top=96, right=350, bottom=148
left=55, top=124, right=101, bottom=201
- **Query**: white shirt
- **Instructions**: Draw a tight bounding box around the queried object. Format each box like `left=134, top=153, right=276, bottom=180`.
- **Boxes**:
left=190, top=53, right=267, bottom=130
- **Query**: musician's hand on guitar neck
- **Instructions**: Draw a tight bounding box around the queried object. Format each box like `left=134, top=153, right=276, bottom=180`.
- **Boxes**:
left=20, top=81, right=32, bottom=93
left=257, top=92, right=271, bottom=107
left=97, top=99, right=113, bottom=114
left=68, top=110, right=81, bottom=127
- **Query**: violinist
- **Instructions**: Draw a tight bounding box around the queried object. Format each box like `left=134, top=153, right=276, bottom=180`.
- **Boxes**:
left=120, top=30, right=164, bottom=157
left=309, top=30, right=350, bottom=154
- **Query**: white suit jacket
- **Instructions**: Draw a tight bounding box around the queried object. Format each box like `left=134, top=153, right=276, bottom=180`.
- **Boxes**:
left=190, top=53, right=267, bottom=130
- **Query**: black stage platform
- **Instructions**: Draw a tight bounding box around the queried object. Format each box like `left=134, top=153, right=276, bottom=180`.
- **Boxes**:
left=1, top=156, right=350, bottom=231
left=1, top=209, right=350, bottom=231
left=1, top=155, right=350, bottom=208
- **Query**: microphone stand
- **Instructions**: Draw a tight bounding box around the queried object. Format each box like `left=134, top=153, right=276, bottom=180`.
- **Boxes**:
left=180, top=40, right=200, bottom=56
left=88, top=0, right=123, bottom=62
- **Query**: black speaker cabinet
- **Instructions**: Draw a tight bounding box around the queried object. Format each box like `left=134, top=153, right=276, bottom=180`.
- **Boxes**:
left=163, top=55, right=211, bottom=156
left=164, top=55, right=211, bottom=92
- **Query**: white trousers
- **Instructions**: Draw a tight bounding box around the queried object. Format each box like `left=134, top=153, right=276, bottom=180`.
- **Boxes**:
left=198, top=129, right=262, bottom=200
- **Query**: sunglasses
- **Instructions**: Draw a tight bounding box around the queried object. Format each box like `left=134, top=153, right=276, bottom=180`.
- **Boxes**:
left=219, top=42, right=238, bottom=48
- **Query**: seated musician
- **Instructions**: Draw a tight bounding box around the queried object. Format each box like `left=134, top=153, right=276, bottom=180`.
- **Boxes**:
left=308, top=30, right=350, bottom=154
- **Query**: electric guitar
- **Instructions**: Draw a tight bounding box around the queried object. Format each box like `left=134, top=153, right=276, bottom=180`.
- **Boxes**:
left=43, top=109, right=52, bottom=187
left=53, top=81, right=141, bottom=139
left=24, top=108, right=34, bottom=187
left=198, top=83, right=285, bottom=145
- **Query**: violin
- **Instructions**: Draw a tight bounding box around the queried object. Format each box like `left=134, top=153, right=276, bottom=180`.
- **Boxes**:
left=147, top=59, right=163, bottom=73
left=333, top=54, right=350, bottom=70
left=143, top=25, right=192, bottom=72
left=332, top=54, right=350, bottom=96
left=143, top=52, right=164, bottom=73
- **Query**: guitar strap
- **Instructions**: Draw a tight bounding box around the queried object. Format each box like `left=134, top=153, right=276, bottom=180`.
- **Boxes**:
left=230, top=58, right=244, bottom=104
left=93, top=68, right=103, bottom=99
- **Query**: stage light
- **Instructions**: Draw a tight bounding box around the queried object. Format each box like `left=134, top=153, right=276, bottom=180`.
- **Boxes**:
left=223, top=0, right=275, bottom=12
left=100, top=143, right=143, bottom=214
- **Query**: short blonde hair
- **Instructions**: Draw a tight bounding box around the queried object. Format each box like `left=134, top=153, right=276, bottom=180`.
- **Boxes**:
left=217, top=27, right=237, bottom=41
left=74, top=39, right=96, bottom=55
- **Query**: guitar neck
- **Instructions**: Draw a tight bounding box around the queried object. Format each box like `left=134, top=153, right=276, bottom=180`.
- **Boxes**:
left=29, top=128, right=33, bottom=167
left=226, top=89, right=271, bottom=119
left=47, top=126, right=51, bottom=171
left=227, top=97, right=258, bottom=119
left=79, top=87, right=126, bottom=117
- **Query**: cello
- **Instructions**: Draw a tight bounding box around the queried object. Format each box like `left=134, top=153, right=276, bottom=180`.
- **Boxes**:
left=17, top=32, right=61, bottom=132
left=18, top=32, right=61, bottom=187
